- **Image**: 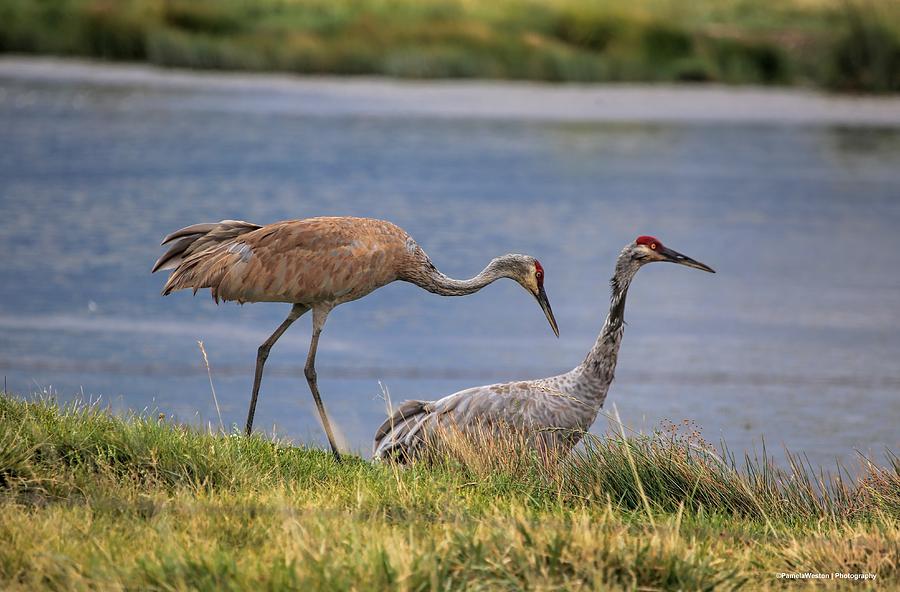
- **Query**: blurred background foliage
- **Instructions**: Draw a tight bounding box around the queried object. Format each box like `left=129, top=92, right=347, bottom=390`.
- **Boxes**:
left=0, top=0, right=897, bottom=91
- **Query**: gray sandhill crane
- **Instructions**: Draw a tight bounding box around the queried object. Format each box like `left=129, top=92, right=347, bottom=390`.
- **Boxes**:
left=373, top=235, right=714, bottom=461
left=152, top=216, right=559, bottom=461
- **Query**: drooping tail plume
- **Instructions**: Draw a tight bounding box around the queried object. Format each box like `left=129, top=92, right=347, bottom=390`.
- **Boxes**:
left=372, top=399, right=432, bottom=462
left=152, top=219, right=261, bottom=298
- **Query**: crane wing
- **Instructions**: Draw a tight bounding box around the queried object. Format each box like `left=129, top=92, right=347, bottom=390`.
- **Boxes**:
left=373, top=379, right=589, bottom=461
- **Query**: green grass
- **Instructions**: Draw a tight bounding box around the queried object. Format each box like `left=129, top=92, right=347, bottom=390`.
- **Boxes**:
left=0, top=393, right=897, bottom=590
left=0, top=0, right=898, bottom=92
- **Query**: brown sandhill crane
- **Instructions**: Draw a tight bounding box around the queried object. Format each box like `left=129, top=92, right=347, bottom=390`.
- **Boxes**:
left=373, top=235, right=714, bottom=462
left=152, top=216, right=559, bottom=461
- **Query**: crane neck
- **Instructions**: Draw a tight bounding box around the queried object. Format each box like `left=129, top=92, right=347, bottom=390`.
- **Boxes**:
left=406, top=258, right=509, bottom=297
left=576, top=249, right=640, bottom=393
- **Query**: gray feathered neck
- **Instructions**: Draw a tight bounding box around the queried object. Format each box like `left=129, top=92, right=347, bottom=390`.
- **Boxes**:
left=404, top=253, right=529, bottom=297
left=573, top=245, right=640, bottom=398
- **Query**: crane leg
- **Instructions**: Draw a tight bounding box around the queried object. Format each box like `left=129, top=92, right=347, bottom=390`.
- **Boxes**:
left=245, top=303, right=308, bottom=436
left=305, top=306, right=342, bottom=462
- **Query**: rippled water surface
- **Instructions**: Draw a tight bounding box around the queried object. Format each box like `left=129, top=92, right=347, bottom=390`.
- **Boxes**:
left=2, top=62, right=899, bottom=468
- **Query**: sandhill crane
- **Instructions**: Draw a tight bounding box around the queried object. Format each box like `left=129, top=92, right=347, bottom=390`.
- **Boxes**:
left=152, top=216, right=559, bottom=461
left=373, top=235, right=714, bottom=461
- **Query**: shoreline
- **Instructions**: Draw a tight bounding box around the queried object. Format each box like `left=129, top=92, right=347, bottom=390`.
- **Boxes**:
left=3, top=56, right=900, bottom=126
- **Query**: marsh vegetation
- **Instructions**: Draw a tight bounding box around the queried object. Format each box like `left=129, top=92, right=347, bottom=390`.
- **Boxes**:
left=1, top=395, right=896, bottom=589
left=1, top=0, right=899, bottom=91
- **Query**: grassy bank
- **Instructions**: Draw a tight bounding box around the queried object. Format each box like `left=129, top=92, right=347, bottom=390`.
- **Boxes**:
left=1, top=0, right=899, bottom=92
left=1, top=394, right=897, bottom=590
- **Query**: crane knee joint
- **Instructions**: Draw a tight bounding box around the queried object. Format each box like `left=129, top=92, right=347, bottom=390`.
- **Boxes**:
left=304, top=366, right=317, bottom=381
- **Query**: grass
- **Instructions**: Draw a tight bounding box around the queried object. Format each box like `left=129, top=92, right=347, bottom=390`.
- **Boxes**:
left=0, top=0, right=898, bottom=92
left=0, top=393, right=897, bottom=590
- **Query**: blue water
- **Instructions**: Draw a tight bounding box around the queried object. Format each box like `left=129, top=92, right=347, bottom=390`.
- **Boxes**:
left=2, top=69, right=899, bottom=468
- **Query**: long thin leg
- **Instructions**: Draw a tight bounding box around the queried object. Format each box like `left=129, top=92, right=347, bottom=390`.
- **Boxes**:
left=305, top=306, right=341, bottom=462
left=245, top=303, right=308, bottom=436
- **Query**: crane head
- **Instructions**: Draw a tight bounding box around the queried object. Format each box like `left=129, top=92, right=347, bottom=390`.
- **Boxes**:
left=531, top=260, right=560, bottom=337
left=632, top=236, right=715, bottom=273
left=493, top=254, right=560, bottom=337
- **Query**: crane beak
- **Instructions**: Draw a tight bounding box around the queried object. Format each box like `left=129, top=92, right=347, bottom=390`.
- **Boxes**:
left=535, top=286, right=560, bottom=337
left=659, top=245, right=716, bottom=273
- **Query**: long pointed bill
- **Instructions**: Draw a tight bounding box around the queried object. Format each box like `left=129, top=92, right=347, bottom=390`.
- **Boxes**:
left=659, top=245, right=716, bottom=273
left=536, top=286, right=560, bottom=337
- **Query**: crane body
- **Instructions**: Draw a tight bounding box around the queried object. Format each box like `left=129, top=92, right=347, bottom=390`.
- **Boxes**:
left=153, top=216, right=558, bottom=461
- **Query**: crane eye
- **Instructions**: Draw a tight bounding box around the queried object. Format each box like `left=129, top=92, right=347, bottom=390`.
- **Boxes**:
left=650, top=243, right=657, bottom=250
left=536, top=271, right=543, bottom=279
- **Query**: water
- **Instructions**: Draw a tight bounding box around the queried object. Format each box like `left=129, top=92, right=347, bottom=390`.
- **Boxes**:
left=2, top=60, right=899, bottom=469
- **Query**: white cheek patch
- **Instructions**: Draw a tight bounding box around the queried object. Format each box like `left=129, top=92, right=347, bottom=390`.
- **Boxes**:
left=636, top=245, right=657, bottom=259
